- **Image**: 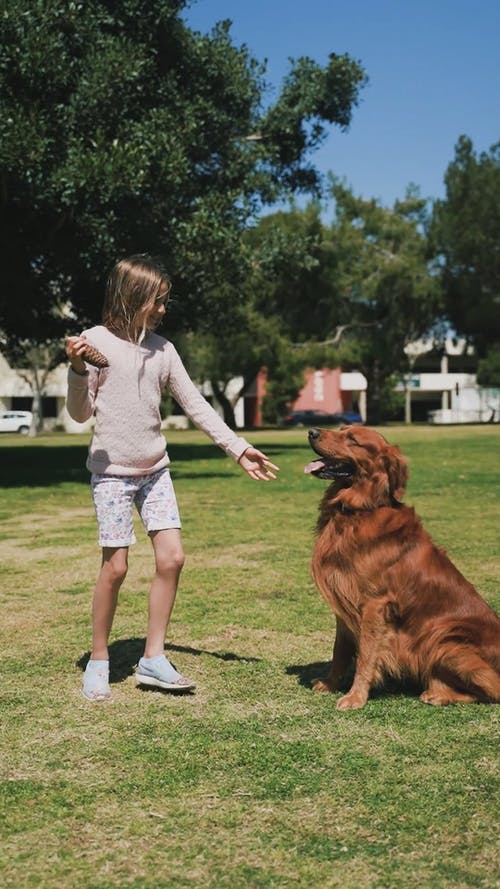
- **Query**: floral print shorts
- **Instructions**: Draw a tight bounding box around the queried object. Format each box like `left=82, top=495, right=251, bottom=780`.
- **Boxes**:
left=91, top=468, right=181, bottom=548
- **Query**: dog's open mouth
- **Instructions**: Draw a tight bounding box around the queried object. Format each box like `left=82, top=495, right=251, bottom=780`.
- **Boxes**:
left=304, top=458, right=354, bottom=480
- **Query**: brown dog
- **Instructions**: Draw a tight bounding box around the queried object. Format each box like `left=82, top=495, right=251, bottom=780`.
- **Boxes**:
left=305, top=425, right=500, bottom=710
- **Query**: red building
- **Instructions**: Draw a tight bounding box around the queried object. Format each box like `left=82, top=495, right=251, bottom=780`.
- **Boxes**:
left=293, top=368, right=367, bottom=419
left=243, top=367, right=367, bottom=427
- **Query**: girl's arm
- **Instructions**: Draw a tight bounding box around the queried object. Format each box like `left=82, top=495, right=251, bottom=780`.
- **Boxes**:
left=65, top=335, right=98, bottom=422
left=166, top=344, right=279, bottom=481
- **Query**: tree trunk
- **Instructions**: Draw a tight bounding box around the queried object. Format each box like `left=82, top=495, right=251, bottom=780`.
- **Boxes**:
left=210, top=379, right=237, bottom=429
left=11, top=342, right=63, bottom=437
left=18, top=368, right=44, bottom=436
left=367, top=360, right=382, bottom=425
left=29, top=389, right=44, bottom=436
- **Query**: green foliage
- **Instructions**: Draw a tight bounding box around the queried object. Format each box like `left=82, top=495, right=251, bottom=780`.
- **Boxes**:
left=0, top=1, right=366, bottom=343
left=431, top=135, right=500, bottom=355
left=325, top=181, right=442, bottom=421
left=247, top=203, right=344, bottom=342
left=242, top=189, right=441, bottom=425
left=477, top=347, right=500, bottom=387
left=260, top=342, right=307, bottom=423
left=178, top=202, right=351, bottom=424
left=178, top=311, right=306, bottom=427
left=182, top=189, right=441, bottom=426
left=377, top=375, right=406, bottom=421
left=261, top=53, right=367, bottom=189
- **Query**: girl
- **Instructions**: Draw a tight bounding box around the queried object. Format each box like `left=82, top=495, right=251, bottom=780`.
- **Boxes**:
left=65, top=254, right=279, bottom=702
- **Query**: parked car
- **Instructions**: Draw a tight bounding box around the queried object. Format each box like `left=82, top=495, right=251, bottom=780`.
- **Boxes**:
left=0, top=410, right=33, bottom=434
left=281, top=409, right=363, bottom=427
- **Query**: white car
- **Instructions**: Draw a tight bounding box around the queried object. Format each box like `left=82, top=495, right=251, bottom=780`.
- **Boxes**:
left=0, top=410, right=33, bottom=434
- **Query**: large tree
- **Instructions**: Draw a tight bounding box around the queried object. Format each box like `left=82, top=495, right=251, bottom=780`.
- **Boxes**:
left=0, top=0, right=366, bottom=346
left=181, top=190, right=442, bottom=427
left=430, top=136, right=500, bottom=356
left=323, top=182, right=442, bottom=423
left=178, top=203, right=344, bottom=427
left=238, top=189, right=441, bottom=424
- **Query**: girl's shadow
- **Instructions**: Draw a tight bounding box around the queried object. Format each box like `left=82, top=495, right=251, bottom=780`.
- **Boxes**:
left=76, top=637, right=261, bottom=684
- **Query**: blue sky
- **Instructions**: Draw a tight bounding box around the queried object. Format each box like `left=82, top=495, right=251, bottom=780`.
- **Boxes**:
left=184, top=0, right=500, bottom=211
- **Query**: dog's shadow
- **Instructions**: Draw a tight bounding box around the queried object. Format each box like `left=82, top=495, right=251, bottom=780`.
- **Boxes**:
left=286, top=661, right=352, bottom=691
left=76, top=637, right=261, bottom=684
left=286, top=661, right=422, bottom=700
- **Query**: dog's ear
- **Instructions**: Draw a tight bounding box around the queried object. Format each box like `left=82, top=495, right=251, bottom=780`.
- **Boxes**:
left=382, top=445, right=408, bottom=501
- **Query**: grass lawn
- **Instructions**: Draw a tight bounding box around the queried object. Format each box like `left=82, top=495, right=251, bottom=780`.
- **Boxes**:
left=1, top=424, right=499, bottom=888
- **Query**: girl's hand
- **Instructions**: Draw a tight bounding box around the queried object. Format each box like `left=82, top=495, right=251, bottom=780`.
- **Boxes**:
left=65, top=335, right=88, bottom=375
left=238, top=447, right=280, bottom=482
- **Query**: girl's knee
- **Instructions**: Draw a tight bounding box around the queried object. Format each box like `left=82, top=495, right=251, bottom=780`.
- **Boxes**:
left=102, top=549, right=129, bottom=584
left=156, top=547, right=185, bottom=577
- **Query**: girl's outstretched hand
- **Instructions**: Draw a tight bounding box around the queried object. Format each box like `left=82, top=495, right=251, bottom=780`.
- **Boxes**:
left=238, top=448, right=280, bottom=482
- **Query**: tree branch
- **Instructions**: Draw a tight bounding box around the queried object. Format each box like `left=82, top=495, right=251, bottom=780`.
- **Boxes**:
left=291, top=321, right=381, bottom=348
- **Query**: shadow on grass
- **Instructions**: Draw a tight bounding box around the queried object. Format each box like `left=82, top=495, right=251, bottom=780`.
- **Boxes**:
left=0, top=444, right=90, bottom=487
left=285, top=661, right=343, bottom=691
left=76, top=636, right=262, bottom=683
left=286, top=661, right=422, bottom=701
left=0, top=438, right=304, bottom=487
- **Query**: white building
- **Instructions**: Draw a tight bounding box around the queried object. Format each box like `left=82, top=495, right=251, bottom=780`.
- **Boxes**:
left=398, top=337, right=500, bottom=424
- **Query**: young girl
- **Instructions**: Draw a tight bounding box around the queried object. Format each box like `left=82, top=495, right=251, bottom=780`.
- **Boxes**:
left=66, top=254, right=279, bottom=702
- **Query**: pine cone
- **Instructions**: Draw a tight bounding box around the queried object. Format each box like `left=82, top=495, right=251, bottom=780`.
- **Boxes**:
left=81, top=342, right=109, bottom=368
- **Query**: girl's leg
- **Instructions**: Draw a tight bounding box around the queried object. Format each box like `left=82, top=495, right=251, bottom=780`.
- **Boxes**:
left=136, top=528, right=194, bottom=690
left=91, top=546, right=129, bottom=660
left=144, top=529, right=184, bottom=658
left=83, top=546, right=128, bottom=701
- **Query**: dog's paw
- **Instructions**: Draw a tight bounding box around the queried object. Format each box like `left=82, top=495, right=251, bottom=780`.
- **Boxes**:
left=420, top=689, right=475, bottom=706
left=312, top=677, right=334, bottom=693
left=336, top=692, right=366, bottom=711
left=420, top=690, right=452, bottom=706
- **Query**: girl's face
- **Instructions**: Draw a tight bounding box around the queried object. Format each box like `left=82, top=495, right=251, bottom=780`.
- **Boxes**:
left=142, top=288, right=170, bottom=331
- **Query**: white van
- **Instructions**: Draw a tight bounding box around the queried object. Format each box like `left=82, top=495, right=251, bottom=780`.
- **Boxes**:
left=0, top=410, right=33, bottom=434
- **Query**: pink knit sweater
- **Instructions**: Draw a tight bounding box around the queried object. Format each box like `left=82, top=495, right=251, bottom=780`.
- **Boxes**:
left=66, top=326, right=251, bottom=475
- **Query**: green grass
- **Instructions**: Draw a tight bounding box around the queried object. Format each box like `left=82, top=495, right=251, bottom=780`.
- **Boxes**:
left=1, top=425, right=499, bottom=888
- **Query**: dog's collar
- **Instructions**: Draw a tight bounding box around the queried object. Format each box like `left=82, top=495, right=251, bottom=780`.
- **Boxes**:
left=335, top=498, right=402, bottom=514
left=335, top=501, right=355, bottom=514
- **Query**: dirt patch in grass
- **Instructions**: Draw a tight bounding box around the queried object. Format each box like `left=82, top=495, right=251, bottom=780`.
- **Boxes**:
left=187, top=541, right=278, bottom=569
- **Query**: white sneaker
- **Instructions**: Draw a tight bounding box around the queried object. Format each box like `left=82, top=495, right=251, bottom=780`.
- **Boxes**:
left=82, top=659, right=112, bottom=701
left=135, top=655, right=195, bottom=692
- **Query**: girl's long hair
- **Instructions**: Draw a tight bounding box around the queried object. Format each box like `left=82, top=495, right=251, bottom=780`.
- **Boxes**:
left=102, top=255, right=171, bottom=343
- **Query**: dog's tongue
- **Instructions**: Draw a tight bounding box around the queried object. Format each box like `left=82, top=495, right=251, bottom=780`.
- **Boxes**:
left=304, top=459, right=325, bottom=474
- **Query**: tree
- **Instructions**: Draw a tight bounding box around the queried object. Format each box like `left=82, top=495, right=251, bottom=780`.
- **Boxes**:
left=246, top=193, right=442, bottom=425
left=187, top=190, right=441, bottom=427
left=477, top=349, right=500, bottom=388
left=0, top=1, right=366, bottom=346
left=177, top=308, right=305, bottom=428
left=178, top=203, right=345, bottom=427
left=7, top=340, right=65, bottom=435
left=430, top=136, right=500, bottom=356
left=246, top=203, right=344, bottom=342
left=322, top=182, right=442, bottom=423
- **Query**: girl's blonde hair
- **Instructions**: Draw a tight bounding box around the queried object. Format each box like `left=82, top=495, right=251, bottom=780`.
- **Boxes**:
left=102, top=254, right=171, bottom=343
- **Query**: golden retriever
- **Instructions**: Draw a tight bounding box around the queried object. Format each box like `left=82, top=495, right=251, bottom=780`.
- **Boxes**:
left=305, top=426, right=500, bottom=710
